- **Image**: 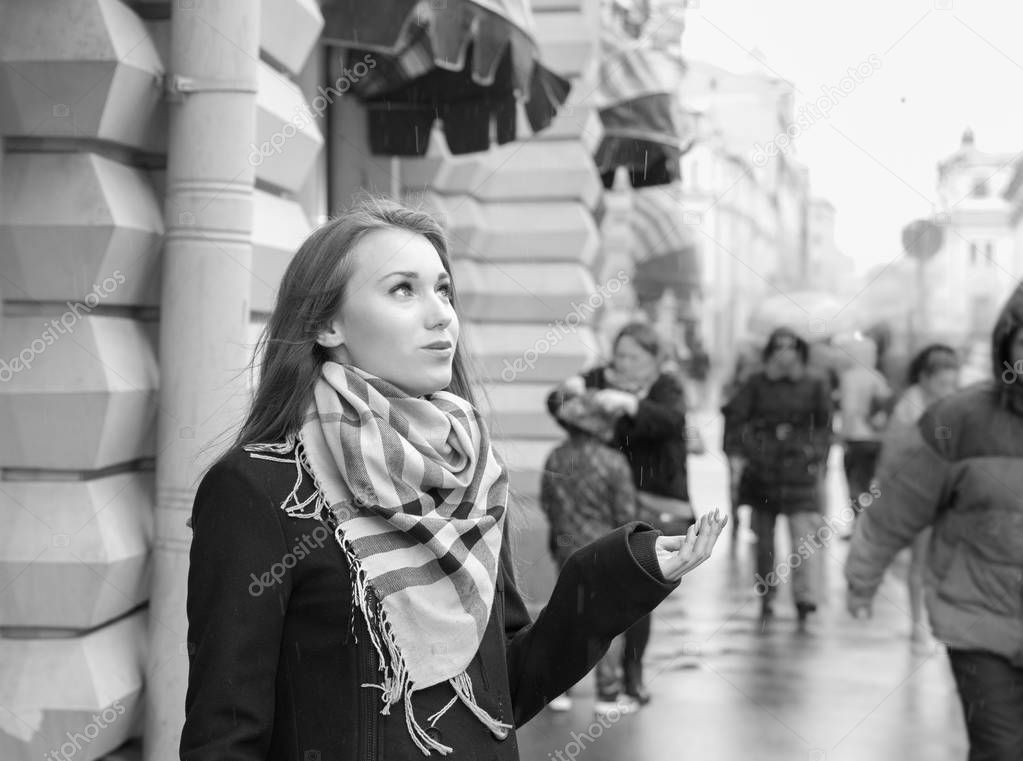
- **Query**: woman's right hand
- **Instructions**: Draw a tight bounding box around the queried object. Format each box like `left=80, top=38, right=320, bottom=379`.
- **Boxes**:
left=654, top=510, right=728, bottom=582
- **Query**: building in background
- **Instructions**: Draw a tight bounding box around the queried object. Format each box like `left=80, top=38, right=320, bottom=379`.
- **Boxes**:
left=927, top=128, right=1018, bottom=343
left=678, top=57, right=813, bottom=382
left=805, top=197, right=855, bottom=292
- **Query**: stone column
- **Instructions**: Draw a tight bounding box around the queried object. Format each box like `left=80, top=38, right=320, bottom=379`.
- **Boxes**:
left=145, top=3, right=259, bottom=760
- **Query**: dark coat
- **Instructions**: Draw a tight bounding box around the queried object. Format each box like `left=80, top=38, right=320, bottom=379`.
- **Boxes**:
left=180, top=448, right=677, bottom=761
left=846, top=285, right=1023, bottom=666
left=722, top=368, right=832, bottom=514
left=578, top=366, right=690, bottom=501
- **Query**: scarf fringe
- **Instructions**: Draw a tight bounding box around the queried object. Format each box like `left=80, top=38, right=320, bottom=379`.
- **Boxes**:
left=244, top=437, right=508, bottom=756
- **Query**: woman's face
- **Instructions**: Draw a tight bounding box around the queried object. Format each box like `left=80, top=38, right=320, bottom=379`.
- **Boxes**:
left=317, top=228, right=460, bottom=397
left=921, top=367, right=959, bottom=400
left=613, top=335, right=659, bottom=386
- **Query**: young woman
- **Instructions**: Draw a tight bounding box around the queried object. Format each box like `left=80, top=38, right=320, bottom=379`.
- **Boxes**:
left=878, top=344, right=960, bottom=645
left=547, top=321, right=693, bottom=706
left=180, top=199, right=726, bottom=761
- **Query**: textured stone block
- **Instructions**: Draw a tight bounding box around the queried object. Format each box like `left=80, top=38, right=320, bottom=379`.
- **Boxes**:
left=260, top=0, right=324, bottom=76
left=251, top=190, right=311, bottom=313
left=0, top=612, right=146, bottom=760
left=429, top=141, right=602, bottom=207
left=411, top=193, right=485, bottom=259
left=535, top=102, right=603, bottom=154
left=0, top=152, right=163, bottom=306
left=470, top=322, right=599, bottom=385
left=495, top=437, right=556, bottom=500
left=532, top=10, right=599, bottom=78
left=446, top=201, right=598, bottom=265
left=0, top=316, right=158, bottom=470
left=453, top=260, right=597, bottom=323
left=253, top=62, right=324, bottom=194
left=480, top=382, right=560, bottom=439
left=0, top=0, right=165, bottom=152
left=0, top=473, right=153, bottom=628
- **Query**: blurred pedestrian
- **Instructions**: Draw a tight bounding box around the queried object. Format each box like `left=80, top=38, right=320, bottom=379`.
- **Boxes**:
left=721, top=337, right=763, bottom=535
left=846, top=285, right=1023, bottom=761
left=724, top=327, right=833, bottom=626
left=540, top=388, right=640, bottom=716
left=181, top=199, right=727, bottom=761
left=837, top=335, right=892, bottom=537
left=881, top=344, right=960, bottom=647
left=547, top=321, right=693, bottom=706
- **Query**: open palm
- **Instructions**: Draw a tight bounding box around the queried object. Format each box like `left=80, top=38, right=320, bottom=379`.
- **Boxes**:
left=655, top=510, right=728, bottom=582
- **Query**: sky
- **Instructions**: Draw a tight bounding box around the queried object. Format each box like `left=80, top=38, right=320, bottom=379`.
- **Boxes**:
left=680, top=0, right=1023, bottom=273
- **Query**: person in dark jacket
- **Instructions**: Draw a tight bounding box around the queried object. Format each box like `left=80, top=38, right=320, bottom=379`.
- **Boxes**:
left=723, top=327, right=833, bottom=625
left=547, top=321, right=692, bottom=706
left=180, top=199, right=727, bottom=761
left=846, top=285, right=1023, bottom=761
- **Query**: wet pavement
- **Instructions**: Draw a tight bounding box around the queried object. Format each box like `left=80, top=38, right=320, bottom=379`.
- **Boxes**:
left=516, top=413, right=969, bottom=761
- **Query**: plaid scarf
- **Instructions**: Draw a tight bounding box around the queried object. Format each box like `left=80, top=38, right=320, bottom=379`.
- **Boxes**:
left=246, top=362, right=510, bottom=755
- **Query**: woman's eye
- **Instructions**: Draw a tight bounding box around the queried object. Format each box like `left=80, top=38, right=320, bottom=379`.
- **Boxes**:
left=437, top=283, right=453, bottom=299
left=391, top=282, right=414, bottom=296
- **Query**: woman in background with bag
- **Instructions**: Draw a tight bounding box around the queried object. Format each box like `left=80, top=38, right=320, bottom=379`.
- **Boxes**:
left=547, top=321, right=692, bottom=706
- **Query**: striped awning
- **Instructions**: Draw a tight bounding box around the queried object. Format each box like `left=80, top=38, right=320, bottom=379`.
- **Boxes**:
left=321, top=0, right=570, bottom=156
left=630, top=184, right=701, bottom=303
left=595, top=32, right=693, bottom=186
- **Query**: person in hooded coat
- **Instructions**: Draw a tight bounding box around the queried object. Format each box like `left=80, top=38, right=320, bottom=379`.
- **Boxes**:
left=846, top=285, right=1023, bottom=761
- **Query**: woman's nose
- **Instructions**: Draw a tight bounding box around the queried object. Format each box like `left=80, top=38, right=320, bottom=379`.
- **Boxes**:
left=424, top=291, right=454, bottom=329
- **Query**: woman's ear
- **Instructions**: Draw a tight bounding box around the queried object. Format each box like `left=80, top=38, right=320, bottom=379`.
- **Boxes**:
left=315, top=318, right=345, bottom=349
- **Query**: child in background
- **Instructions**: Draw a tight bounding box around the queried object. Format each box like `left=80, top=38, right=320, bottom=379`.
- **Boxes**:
left=541, top=387, right=640, bottom=717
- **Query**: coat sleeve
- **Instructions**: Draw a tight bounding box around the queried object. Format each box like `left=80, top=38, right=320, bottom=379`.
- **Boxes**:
left=502, top=523, right=677, bottom=726
left=615, top=373, right=687, bottom=441
left=722, top=375, right=756, bottom=457
left=180, top=459, right=291, bottom=761
left=844, top=412, right=950, bottom=598
left=810, top=377, right=834, bottom=462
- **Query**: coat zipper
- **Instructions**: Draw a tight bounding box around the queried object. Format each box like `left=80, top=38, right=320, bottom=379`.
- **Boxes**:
left=360, top=623, right=379, bottom=761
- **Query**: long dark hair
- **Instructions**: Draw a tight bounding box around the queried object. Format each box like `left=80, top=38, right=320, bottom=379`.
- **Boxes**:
left=231, top=197, right=482, bottom=449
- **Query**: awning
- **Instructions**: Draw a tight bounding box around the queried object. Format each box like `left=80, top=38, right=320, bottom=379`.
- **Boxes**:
left=630, top=184, right=702, bottom=304
left=595, top=32, right=693, bottom=188
left=321, top=0, right=570, bottom=156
